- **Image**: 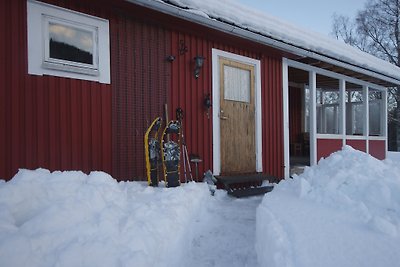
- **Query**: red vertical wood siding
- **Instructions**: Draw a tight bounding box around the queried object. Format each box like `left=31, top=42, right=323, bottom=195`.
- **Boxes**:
left=317, top=138, right=343, bottom=162
left=1, top=0, right=285, bottom=181
left=262, top=56, right=284, bottom=178
left=369, top=140, right=386, bottom=160
left=289, top=87, right=302, bottom=144
left=110, top=12, right=170, bottom=181
left=169, top=32, right=284, bottom=179
left=0, top=0, right=112, bottom=180
left=346, top=139, right=367, bottom=152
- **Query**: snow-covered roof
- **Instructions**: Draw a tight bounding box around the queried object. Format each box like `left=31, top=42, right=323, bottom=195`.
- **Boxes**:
left=131, top=0, right=400, bottom=85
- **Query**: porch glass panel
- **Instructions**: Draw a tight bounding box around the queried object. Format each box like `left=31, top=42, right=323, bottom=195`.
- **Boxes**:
left=345, top=84, right=365, bottom=135
left=316, top=75, right=340, bottom=135
left=369, top=89, right=383, bottom=136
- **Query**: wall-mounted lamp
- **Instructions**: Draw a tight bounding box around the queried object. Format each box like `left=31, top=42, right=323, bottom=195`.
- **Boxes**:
left=204, top=93, right=211, bottom=119
left=194, top=55, right=205, bottom=79
left=166, top=55, right=176, bottom=62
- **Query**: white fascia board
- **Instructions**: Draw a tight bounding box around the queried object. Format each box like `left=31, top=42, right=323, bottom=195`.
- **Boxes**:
left=287, top=59, right=387, bottom=91
left=127, top=0, right=400, bottom=86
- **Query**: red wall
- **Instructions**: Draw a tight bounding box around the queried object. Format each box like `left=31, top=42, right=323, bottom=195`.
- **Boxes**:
left=346, top=140, right=366, bottom=152
left=110, top=9, right=170, bottom=181
left=0, top=0, right=112, bottom=180
left=289, top=87, right=302, bottom=144
left=1, top=0, right=285, bottom=180
left=168, top=33, right=284, bottom=179
left=317, top=139, right=343, bottom=162
left=369, top=140, right=386, bottom=160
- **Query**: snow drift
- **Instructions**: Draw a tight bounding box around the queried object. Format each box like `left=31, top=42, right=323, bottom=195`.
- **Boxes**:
left=0, top=169, right=210, bottom=267
left=256, top=146, right=400, bottom=267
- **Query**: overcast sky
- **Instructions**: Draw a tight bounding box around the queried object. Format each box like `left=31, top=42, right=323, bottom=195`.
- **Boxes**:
left=235, top=0, right=367, bottom=36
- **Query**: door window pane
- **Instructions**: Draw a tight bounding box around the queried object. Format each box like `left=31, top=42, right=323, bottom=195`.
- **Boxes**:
left=224, top=65, right=251, bottom=103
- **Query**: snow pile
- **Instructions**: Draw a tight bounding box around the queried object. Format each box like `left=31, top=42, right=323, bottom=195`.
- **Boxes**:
left=388, top=151, right=400, bottom=162
left=256, top=146, right=400, bottom=267
left=155, top=0, right=400, bottom=81
left=0, top=169, right=210, bottom=267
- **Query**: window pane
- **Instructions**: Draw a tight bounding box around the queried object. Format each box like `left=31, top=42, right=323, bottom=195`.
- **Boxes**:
left=49, top=22, right=93, bottom=65
left=316, top=75, right=340, bottom=134
left=345, top=85, right=364, bottom=135
left=224, top=65, right=250, bottom=103
left=369, top=89, right=383, bottom=136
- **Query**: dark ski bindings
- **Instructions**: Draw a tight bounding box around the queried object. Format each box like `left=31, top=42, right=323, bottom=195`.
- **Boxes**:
left=161, top=120, right=181, bottom=187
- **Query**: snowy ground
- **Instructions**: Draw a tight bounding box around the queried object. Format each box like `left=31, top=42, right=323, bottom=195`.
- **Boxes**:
left=181, top=193, right=261, bottom=267
left=257, top=146, right=400, bottom=267
left=1, top=146, right=400, bottom=267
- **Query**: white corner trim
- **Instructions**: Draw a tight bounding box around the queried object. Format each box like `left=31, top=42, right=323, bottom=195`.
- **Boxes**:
left=309, top=70, right=318, bottom=166
left=27, top=0, right=110, bottom=84
left=282, top=58, right=290, bottom=179
left=211, top=48, right=262, bottom=175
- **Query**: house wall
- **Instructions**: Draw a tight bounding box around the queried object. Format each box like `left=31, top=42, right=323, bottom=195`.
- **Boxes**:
left=0, top=0, right=112, bottom=180
left=346, top=140, right=366, bottom=152
left=110, top=8, right=170, bottom=180
left=1, top=0, right=285, bottom=180
left=289, top=87, right=302, bottom=144
left=168, top=31, right=284, bottom=179
left=316, top=138, right=343, bottom=161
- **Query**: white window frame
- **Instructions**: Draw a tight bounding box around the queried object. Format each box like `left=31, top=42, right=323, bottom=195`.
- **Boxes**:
left=27, top=0, right=110, bottom=84
left=283, top=58, right=388, bottom=178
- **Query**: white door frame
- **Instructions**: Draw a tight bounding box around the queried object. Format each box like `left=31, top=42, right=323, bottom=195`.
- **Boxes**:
left=212, top=48, right=262, bottom=175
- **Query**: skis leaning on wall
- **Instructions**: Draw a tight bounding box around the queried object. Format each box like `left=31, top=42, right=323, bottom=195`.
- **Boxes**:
left=144, top=117, right=162, bottom=187
left=161, top=120, right=181, bottom=187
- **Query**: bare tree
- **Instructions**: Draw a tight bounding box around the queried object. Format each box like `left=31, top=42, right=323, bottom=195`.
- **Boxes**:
left=332, top=0, right=400, bottom=150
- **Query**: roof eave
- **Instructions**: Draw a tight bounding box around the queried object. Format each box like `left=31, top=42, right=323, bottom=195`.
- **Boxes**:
left=127, top=0, right=400, bottom=87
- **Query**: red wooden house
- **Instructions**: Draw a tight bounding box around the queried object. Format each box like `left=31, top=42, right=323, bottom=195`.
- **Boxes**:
left=1, top=0, right=400, bottom=181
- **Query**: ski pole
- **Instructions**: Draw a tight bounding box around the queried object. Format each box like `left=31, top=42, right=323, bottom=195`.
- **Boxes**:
left=176, top=107, right=193, bottom=182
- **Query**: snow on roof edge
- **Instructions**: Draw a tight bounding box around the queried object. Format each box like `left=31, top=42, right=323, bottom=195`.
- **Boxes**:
left=138, top=0, right=400, bottom=85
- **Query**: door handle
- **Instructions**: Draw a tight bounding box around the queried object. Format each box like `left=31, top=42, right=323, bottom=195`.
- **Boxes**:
left=220, top=115, right=229, bottom=120
left=220, top=109, right=228, bottom=120
left=219, top=113, right=229, bottom=120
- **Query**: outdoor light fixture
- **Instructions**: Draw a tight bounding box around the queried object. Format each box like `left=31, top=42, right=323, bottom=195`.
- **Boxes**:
left=194, top=55, right=205, bottom=79
left=166, top=55, right=176, bottom=62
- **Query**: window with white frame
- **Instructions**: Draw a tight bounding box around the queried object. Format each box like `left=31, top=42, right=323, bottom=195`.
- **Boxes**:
left=345, top=86, right=364, bottom=135
left=316, top=89, right=340, bottom=134
left=369, top=89, right=384, bottom=136
left=27, top=0, right=110, bottom=83
left=316, top=75, right=341, bottom=135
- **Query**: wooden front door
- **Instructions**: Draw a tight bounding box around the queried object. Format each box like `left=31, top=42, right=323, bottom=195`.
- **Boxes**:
left=219, top=58, right=256, bottom=174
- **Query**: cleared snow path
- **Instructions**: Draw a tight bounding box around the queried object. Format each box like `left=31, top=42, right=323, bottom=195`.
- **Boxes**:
left=180, top=192, right=262, bottom=267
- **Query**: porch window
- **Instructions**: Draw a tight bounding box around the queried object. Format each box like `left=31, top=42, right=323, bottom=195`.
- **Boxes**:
left=369, top=89, right=384, bottom=136
left=346, top=86, right=364, bottom=135
left=316, top=75, right=340, bottom=135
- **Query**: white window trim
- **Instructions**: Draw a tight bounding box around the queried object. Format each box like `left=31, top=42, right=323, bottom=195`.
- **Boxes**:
left=27, top=0, right=110, bottom=84
left=212, top=49, right=262, bottom=176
